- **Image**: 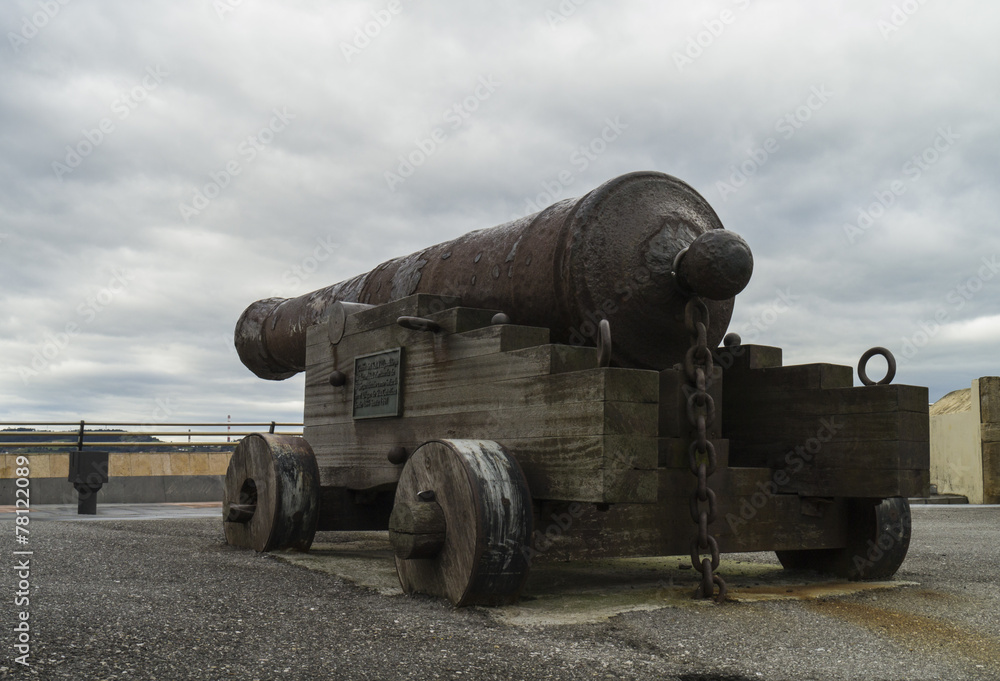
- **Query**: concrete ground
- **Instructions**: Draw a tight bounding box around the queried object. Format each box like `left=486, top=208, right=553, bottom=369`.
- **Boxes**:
left=1, top=504, right=998, bottom=680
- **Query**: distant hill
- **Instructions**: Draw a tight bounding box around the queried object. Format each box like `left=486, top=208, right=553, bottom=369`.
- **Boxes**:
left=0, top=428, right=229, bottom=453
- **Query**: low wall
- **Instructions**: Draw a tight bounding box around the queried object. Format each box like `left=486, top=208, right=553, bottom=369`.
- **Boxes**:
left=0, top=451, right=230, bottom=504
left=929, top=377, right=1000, bottom=504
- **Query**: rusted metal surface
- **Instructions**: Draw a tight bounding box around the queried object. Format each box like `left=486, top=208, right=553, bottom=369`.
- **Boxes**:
left=235, top=171, right=753, bottom=380
left=674, top=230, right=753, bottom=301
left=682, top=297, right=727, bottom=602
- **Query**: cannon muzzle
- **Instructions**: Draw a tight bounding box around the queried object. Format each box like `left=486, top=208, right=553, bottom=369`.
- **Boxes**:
left=235, top=171, right=752, bottom=380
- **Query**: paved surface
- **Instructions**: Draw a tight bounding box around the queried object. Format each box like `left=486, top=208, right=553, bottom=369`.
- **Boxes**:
left=1, top=504, right=998, bottom=680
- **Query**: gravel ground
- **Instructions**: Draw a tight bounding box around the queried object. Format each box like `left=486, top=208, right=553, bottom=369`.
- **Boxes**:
left=1, top=506, right=998, bottom=680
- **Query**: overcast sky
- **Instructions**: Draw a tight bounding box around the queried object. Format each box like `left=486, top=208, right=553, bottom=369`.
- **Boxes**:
left=2, top=0, right=998, bottom=430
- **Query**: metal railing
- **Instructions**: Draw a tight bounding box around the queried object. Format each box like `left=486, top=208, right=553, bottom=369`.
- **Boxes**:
left=0, top=421, right=303, bottom=450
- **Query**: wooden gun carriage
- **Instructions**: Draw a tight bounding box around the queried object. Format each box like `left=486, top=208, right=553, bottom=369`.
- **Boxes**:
left=224, top=172, right=928, bottom=605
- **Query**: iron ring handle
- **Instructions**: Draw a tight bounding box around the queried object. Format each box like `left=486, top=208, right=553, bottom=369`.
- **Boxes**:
left=858, top=346, right=896, bottom=386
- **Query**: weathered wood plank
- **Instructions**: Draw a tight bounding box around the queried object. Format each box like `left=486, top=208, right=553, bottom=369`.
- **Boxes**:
left=530, top=468, right=850, bottom=560
left=725, top=362, right=854, bottom=391
left=983, top=442, right=1000, bottom=504
left=311, top=434, right=657, bottom=471
left=306, top=334, right=599, bottom=425
left=319, top=465, right=400, bottom=491
left=306, top=366, right=659, bottom=424
left=306, top=336, right=577, bottom=422
left=982, top=423, right=1000, bottom=443
left=314, top=434, right=658, bottom=503
left=308, top=305, right=530, bottom=356
left=307, top=321, right=551, bottom=381
left=715, top=343, right=783, bottom=371
left=774, top=467, right=928, bottom=498
left=726, top=384, right=929, bottom=416
left=758, top=439, right=928, bottom=471
left=726, top=411, right=929, bottom=445
left=978, top=376, right=1000, bottom=423
left=306, top=400, right=659, bottom=452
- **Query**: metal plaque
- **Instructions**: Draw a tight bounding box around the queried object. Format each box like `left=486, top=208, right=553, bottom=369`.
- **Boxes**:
left=352, top=347, right=403, bottom=419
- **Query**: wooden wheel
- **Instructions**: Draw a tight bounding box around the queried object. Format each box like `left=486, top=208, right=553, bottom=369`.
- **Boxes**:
left=389, top=439, right=533, bottom=606
left=776, top=497, right=911, bottom=580
left=223, top=433, right=320, bottom=552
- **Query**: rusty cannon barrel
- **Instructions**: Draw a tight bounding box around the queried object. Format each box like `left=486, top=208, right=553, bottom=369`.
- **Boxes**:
left=236, top=170, right=753, bottom=380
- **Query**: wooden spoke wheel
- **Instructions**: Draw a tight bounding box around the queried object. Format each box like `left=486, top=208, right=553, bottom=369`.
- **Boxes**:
left=776, top=497, right=911, bottom=580
left=390, top=439, right=533, bottom=606
left=223, top=433, right=320, bottom=552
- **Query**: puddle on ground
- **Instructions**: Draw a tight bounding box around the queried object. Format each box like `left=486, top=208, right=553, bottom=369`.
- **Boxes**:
left=274, top=532, right=916, bottom=626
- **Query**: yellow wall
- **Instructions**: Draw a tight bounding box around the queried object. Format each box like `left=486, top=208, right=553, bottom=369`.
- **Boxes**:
left=930, top=397, right=983, bottom=503
left=929, top=377, right=1000, bottom=504
left=0, top=451, right=232, bottom=479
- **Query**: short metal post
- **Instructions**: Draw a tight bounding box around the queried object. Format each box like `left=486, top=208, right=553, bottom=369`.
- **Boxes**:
left=68, top=445, right=109, bottom=516
left=74, top=483, right=99, bottom=515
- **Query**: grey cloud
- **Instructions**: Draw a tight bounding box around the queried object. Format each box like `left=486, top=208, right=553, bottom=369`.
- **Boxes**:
left=1, top=0, right=998, bottom=426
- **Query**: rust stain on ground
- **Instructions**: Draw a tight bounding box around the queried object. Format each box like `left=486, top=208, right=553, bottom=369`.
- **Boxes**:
left=807, top=599, right=1000, bottom=670
left=727, top=581, right=907, bottom=602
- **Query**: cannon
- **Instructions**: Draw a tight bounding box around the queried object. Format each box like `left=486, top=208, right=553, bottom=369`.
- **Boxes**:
left=224, top=171, right=927, bottom=606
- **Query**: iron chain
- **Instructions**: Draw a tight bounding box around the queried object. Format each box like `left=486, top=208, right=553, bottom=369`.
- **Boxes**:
left=684, top=296, right=727, bottom=603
